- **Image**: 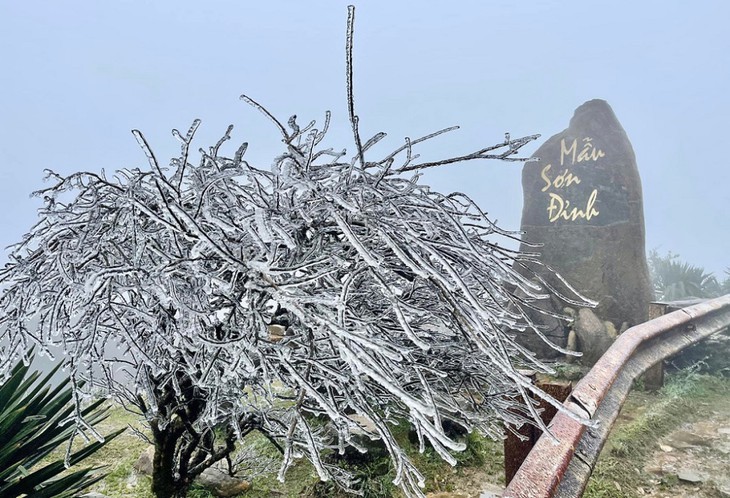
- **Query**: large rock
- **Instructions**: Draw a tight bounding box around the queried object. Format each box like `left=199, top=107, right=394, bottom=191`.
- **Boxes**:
left=573, top=308, right=615, bottom=366
left=516, top=99, right=652, bottom=356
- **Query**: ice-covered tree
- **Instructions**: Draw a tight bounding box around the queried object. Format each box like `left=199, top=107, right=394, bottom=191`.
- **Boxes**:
left=0, top=7, right=591, bottom=498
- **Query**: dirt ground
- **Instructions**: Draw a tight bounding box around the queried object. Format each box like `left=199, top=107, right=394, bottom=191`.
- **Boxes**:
left=639, top=396, right=730, bottom=498
left=423, top=467, right=505, bottom=498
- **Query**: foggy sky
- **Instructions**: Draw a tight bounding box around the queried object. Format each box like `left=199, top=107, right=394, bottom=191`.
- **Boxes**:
left=1, top=1, right=728, bottom=276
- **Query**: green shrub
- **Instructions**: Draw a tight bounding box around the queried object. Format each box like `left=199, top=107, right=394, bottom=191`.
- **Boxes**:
left=0, top=353, right=123, bottom=497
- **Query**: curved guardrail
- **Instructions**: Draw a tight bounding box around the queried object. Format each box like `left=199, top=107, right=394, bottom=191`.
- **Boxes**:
left=502, top=294, right=730, bottom=498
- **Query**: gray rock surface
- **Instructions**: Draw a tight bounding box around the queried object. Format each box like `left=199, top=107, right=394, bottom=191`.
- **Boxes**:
left=720, top=483, right=730, bottom=498
left=515, top=99, right=652, bottom=357
left=676, top=469, right=703, bottom=483
left=510, top=293, right=568, bottom=360
left=573, top=308, right=615, bottom=366
left=565, top=329, right=578, bottom=363
left=133, top=445, right=154, bottom=476
left=604, top=321, right=618, bottom=340
left=198, top=467, right=251, bottom=497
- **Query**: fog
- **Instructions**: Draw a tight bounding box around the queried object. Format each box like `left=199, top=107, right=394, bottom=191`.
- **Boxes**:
left=1, top=0, right=728, bottom=277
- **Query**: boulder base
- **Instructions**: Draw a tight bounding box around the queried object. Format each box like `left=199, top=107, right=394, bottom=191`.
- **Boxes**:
left=573, top=308, right=614, bottom=366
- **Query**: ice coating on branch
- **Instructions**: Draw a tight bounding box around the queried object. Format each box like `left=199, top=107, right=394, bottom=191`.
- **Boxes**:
left=0, top=107, right=592, bottom=495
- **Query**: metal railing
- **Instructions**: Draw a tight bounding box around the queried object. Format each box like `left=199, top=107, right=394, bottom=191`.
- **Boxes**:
left=502, top=294, right=730, bottom=498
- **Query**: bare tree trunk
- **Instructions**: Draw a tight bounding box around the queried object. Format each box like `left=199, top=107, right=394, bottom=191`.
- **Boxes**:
left=151, top=430, right=189, bottom=498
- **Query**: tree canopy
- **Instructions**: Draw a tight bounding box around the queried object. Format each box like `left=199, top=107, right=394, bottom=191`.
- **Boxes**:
left=0, top=7, right=593, bottom=497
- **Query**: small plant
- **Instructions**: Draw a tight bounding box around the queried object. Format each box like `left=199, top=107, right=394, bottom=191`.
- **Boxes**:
left=647, top=249, right=722, bottom=300
left=0, top=352, right=123, bottom=497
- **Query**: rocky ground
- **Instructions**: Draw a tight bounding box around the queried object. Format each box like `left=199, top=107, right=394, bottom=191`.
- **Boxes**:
left=639, top=398, right=730, bottom=497
left=583, top=369, right=730, bottom=498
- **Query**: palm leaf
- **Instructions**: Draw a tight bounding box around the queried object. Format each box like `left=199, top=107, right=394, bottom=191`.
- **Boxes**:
left=0, top=353, right=123, bottom=497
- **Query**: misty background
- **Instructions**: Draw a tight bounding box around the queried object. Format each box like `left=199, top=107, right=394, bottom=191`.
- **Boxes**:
left=1, top=0, right=728, bottom=277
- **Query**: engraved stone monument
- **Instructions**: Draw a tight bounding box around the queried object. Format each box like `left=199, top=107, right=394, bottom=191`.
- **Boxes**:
left=516, top=99, right=653, bottom=360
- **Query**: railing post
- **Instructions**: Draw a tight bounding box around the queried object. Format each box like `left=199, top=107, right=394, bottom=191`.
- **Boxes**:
left=535, top=379, right=573, bottom=429
left=504, top=370, right=536, bottom=484
left=504, top=373, right=572, bottom=484
left=642, top=302, right=668, bottom=390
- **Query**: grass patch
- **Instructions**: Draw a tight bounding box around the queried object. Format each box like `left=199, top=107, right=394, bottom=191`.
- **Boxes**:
left=81, top=408, right=503, bottom=497
left=305, top=423, right=504, bottom=497
left=33, top=404, right=155, bottom=498
left=583, top=369, right=730, bottom=498
left=57, top=368, right=729, bottom=498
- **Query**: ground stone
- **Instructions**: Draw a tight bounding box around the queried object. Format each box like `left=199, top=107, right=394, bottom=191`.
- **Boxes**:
left=645, top=462, right=663, bottom=474
left=565, top=329, right=578, bottom=363
left=133, top=445, right=154, bottom=475
left=479, top=482, right=504, bottom=497
left=677, top=469, right=703, bottom=483
left=604, top=321, right=618, bottom=340
left=348, top=413, right=378, bottom=435
left=671, top=430, right=713, bottom=448
left=718, top=482, right=730, bottom=498
left=198, top=468, right=251, bottom=497
left=515, top=99, right=652, bottom=357
left=573, top=308, right=614, bottom=366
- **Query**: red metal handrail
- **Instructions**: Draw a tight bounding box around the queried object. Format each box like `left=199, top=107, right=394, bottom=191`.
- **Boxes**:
left=502, top=294, right=730, bottom=498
